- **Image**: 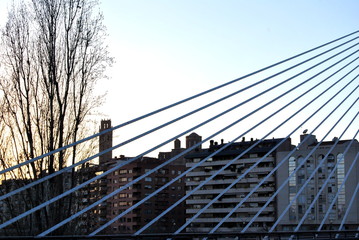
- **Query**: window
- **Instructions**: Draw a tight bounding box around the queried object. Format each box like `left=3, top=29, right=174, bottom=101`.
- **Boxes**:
left=298, top=205, right=303, bottom=214
left=319, top=204, right=324, bottom=213
left=289, top=156, right=296, bottom=188
left=298, top=156, right=305, bottom=166
left=145, top=177, right=152, bottom=182
left=144, top=209, right=152, bottom=214
left=337, top=153, right=345, bottom=218
left=328, top=154, right=335, bottom=163
left=204, top=166, right=212, bottom=172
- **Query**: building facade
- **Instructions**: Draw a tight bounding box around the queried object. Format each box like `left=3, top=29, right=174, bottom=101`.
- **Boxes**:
left=96, top=119, right=188, bottom=234
left=276, top=133, right=359, bottom=231
left=184, top=137, right=293, bottom=233
left=106, top=155, right=186, bottom=233
left=79, top=119, right=359, bottom=234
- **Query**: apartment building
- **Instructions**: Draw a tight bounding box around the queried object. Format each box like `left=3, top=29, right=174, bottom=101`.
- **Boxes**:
left=75, top=163, right=108, bottom=234
left=184, top=137, right=293, bottom=233
left=276, top=133, right=359, bottom=231
left=0, top=178, right=32, bottom=235
left=97, top=119, right=188, bottom=234
left=105, top=155, right=186, bottom=234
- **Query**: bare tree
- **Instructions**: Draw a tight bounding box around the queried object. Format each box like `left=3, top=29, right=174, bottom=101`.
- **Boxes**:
left=0, top=0, right=112, bottom=235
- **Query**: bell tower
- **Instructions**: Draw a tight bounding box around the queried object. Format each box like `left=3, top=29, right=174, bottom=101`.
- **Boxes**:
left=99, top=119, right=113, bottom=165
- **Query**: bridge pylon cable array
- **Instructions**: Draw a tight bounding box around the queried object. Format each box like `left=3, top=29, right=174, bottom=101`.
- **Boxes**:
left=0, top=30, right=358, bottom=238
left=140, top=50, right=359, bottom=237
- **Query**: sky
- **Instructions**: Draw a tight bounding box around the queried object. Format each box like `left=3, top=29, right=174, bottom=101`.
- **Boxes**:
left=0, top=1, right=359, bottom=158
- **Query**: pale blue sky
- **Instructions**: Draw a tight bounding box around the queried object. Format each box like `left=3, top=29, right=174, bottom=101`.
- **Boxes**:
left=99, top=1, right=359, bottom=156
left=99, top=0, right=358, bottom=114
left=0, top=1, right=358, bottom=157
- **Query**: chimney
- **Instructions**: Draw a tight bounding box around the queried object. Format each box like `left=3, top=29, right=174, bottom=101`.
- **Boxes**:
left=174, top=139, right=181, bottom=149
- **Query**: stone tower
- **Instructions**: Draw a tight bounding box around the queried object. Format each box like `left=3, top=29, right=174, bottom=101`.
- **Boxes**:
left=99, top=119, right=113, bottom=165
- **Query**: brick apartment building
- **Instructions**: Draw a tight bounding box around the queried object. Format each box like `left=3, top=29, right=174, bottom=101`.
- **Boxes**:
left=96, top=120, right=197, bottom=234
left=106, top=155, right=185, bottom=233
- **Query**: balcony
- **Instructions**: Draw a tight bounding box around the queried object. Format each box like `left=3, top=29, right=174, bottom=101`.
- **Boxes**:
left=186, top=196, right=272, bottom=205
left=186, top=226, right=266, bottom=233
left=186, top=157, right=274, bottom=168
left=186, top=207, right=275, bottom=214
left=186, top=176, right=275, bottom=187
left=190, top=216, right=274, bottom=223
left=187, top=187, right=274, bottom=195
